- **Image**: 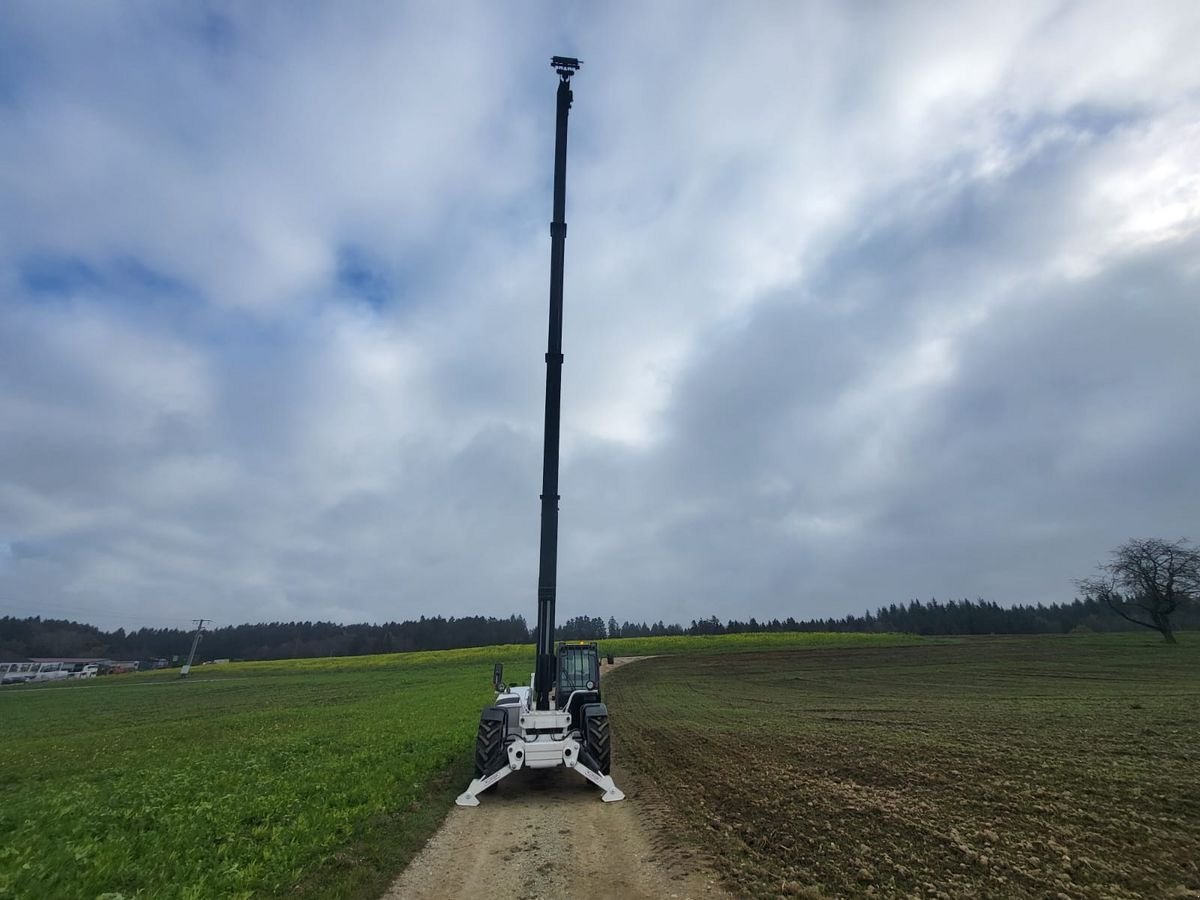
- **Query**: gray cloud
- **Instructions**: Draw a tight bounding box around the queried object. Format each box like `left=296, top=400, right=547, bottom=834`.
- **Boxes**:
left=2, top=1, right=1198, bottom=629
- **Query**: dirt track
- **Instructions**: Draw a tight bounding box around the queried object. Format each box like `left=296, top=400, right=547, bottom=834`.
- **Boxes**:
left=383, top=658, right=730, bottom=900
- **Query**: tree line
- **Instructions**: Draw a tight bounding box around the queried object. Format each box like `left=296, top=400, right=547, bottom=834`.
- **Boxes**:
left=0, top=614, right=530, bottom=664
left=3, top=594, right=1195, bottom=664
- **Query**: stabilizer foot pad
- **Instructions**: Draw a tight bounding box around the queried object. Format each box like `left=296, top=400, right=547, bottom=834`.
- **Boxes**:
left=573, top=760, right=626, bottom=802
left=601, top=784, right=626, bottom=802
left=455, top=766, right=513, bottom=807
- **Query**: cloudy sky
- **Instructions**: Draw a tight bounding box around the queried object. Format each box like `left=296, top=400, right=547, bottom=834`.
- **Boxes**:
left=2, top=2, right=1198, bottom=632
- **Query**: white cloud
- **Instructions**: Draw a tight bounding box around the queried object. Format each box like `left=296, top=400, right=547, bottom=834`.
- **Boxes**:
left=2, top=0, right=1199, bottom=628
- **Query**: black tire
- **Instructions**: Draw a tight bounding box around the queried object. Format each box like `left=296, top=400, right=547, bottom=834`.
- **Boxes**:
left=584, top=712, right=611, bottom=775
left=474, top=709, right=506, bottom=777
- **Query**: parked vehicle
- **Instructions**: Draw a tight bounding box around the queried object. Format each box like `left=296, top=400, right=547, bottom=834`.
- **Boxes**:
left=32, top=663, right=70, bottom=683
left=1, top=662, right=36, bottom=685
left=1, top=662, right=70, bottom=685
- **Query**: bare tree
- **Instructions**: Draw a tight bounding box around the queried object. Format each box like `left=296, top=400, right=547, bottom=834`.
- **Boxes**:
left=1077, top=538, right=1200, bottom=644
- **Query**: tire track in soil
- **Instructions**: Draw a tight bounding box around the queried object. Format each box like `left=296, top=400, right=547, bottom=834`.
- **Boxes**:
left=382, top=658, right=731, bottom=900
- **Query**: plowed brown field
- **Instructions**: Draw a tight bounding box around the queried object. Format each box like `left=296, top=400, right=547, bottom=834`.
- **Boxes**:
left=607, top=635, right=1200, bottom=899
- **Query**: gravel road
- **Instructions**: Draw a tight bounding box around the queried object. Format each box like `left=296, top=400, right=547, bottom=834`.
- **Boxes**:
left=382, top=658, right=731, bottom=900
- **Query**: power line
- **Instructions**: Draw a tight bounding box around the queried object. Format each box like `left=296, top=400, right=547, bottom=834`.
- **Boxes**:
left=0, top=595, right=204, bottom=625
left=0, top=595, right=177, bottom=615
left=0, top=604, right=200, bottom=630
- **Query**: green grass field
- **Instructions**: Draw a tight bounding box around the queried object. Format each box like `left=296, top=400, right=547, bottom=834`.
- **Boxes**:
left=0, top=631, right=906, bottom=899
left=0, top=646, right=532, bottom=900
left=8, top=630, right=1190, bottom=899
left=608, top=633, right=1200, bottom=899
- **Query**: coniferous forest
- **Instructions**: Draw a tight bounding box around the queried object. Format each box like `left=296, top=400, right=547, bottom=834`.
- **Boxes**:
left=3, top=595, right=1195, bottom=664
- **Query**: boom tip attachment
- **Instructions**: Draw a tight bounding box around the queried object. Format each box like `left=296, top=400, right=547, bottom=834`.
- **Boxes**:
left=551, top=56, right=582, bottom=79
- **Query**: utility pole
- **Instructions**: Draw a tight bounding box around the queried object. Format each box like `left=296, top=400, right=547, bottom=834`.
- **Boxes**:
left=180, top=619, right=207, bottom=677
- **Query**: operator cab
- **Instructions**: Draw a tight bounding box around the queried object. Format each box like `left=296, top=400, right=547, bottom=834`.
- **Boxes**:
left=555, top=641, right=600, bottom=727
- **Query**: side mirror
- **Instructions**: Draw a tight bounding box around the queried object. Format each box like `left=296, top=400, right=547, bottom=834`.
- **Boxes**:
left=492, top=662, right=504, bottom=693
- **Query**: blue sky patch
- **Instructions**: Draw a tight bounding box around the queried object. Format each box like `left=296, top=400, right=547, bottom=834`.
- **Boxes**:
left=18, top=253, right=191, bottom=301
left=335, top=244, right=396, bottom=311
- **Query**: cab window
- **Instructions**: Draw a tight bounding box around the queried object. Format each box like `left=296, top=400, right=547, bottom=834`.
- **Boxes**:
left=558, top=648, right=595, bottom=693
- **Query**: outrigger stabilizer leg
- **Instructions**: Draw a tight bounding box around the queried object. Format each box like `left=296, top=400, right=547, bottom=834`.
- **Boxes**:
left=455, top=737, right=625, bottom=807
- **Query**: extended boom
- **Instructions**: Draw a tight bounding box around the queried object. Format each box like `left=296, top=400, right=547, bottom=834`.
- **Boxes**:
left=457, top=56, right=624, bottom=806
left=533, top=55, right=579, bottom=710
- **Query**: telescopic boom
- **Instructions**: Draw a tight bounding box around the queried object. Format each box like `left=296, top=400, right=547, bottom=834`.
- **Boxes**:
left=457, top=57, right=623, bottom=806
left=533, top=56, right=581, bottom=710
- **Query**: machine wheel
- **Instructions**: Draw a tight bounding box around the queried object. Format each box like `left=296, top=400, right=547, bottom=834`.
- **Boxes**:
left=474, top=708, right=507, bottom=777
left=584, top=712, right=611, bottom=775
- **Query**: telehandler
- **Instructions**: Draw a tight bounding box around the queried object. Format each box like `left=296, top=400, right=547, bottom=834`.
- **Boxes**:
left=456, top=57, right=624, bottom=807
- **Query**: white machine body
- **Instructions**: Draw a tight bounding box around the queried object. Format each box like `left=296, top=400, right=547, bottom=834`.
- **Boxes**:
left=456, top=674, right=624, bottom=806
